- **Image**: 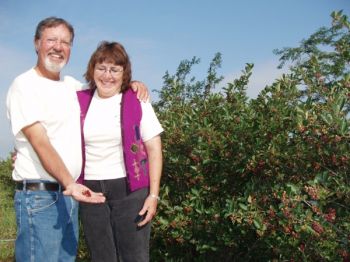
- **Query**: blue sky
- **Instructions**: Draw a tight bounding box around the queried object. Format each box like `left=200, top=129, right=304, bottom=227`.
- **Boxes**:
left=0, top=0, right=349, bottom=159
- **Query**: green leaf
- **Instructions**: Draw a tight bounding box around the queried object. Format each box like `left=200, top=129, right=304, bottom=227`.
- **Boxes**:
left=320, top=113, right=333, bottom=125
left=239, top=203, right=248, bottom=211
left=340, top=119, right=348, bottom=135
left=286, top=183, right=299, bottom=194
left=253, top=219, right=262, bottom=229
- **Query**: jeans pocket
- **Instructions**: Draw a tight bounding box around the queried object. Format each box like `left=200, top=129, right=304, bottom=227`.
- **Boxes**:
left=27, top=191, right=59, bottom=213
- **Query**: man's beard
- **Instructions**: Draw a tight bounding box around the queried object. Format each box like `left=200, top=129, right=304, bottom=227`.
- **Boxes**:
left=43, top=57, right=66, bottom=73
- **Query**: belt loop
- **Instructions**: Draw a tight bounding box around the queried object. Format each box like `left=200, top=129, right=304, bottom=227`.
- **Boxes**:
left=23, top=180, right=27, bottom=191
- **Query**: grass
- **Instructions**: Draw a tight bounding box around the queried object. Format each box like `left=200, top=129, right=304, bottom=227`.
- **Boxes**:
left=0, top=158, right=16, bottom=261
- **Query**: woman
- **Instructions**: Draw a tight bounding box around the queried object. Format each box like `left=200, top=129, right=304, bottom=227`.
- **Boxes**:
left=77, top=41, right=163, bottom=262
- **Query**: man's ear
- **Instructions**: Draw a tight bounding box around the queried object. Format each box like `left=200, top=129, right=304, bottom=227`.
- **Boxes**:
left=34, top=39, right=39, bottom=53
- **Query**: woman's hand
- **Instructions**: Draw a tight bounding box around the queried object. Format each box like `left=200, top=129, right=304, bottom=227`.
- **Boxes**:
left=137, top=194, right=159, bottom=227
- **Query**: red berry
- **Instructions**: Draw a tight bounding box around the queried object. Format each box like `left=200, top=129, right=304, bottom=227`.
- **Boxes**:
left=82, top=190, right=91, bottom=197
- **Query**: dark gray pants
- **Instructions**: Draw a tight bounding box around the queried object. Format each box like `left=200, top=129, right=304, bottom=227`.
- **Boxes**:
left=80, top=178, right=150, bottom=262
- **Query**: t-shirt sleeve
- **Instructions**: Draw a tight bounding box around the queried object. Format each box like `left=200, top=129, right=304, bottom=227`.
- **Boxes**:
left=140, top=102, right=164, bottom=142
left=64, top=75, right=84, bottom=91
left=7, top=80, right=46, bottom=137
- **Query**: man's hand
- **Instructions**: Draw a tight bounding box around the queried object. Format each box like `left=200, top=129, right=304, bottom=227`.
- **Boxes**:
left=11, top=149, right=17, bottom=169
left=137, top=195, right=158, bottom=227
left=63, top=182, right=106, bottom=203
left=130, top=80, right=150, bottom=102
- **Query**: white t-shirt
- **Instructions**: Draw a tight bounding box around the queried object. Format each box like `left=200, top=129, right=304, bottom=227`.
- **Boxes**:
left=83, top=91, right=163, bottom=180
left=6, top=68, right=82, bottom=182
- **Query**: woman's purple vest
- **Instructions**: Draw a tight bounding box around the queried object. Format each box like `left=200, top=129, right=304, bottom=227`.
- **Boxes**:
left=76, top=89, right=150, bottom=192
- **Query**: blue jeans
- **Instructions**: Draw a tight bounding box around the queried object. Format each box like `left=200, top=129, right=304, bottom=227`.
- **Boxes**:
left=14, top=186, right=79, bottom=262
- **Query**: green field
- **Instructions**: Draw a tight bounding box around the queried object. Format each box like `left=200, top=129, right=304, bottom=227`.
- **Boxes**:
left=0, top=158, right=16, bottom=261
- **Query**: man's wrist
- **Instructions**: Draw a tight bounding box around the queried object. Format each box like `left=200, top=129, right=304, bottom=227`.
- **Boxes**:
left=64, top=181, right=76, bottom=190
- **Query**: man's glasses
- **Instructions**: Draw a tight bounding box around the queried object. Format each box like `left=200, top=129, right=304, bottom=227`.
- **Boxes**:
left=45, top=37, right=72, bottom=48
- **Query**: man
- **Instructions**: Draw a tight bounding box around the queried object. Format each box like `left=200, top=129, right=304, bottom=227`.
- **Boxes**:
left=6, top=17, right=148, bottom=261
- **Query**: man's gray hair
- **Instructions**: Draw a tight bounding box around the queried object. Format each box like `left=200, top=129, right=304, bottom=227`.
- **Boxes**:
left=34, top=16, right=75, bottom=44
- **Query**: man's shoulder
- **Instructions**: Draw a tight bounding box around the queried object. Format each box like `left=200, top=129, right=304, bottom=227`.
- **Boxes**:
left=63, top=76, right=85, bottom=91
left=8, top=68, right=36, bottom=93
left=13, top=68, right=35, bottom=83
